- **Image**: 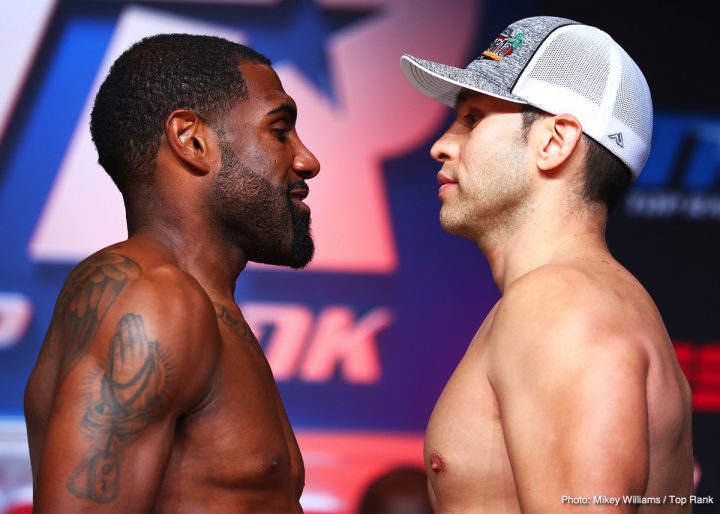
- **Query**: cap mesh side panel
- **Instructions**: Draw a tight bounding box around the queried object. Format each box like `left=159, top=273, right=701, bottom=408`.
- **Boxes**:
left=613, top=52, right=652, bottom=143
left=523, top=31, right=610, bottom=105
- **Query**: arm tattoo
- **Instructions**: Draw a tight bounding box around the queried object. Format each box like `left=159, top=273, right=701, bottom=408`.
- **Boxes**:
left=49, top=253, right=141, bottom=365
left=67, top=313, right=173, bottom=503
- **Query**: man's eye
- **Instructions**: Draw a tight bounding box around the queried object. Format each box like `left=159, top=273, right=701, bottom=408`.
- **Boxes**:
left=464, top=114, right=480, bottom=126
left=273, top=128, right=290, bottom=141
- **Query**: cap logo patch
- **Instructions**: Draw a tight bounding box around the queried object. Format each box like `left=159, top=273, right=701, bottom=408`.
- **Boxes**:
left=608, top=132, right=624, bottom=148
left=482, top=28, right=524, bottom=61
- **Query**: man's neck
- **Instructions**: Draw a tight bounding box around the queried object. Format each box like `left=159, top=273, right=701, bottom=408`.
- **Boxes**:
left=481, top=201, right=609, bottom=293
left=129, top=215, right=247, bottom=302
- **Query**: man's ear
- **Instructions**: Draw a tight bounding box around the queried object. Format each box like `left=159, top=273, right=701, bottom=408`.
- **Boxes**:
left=164, top=109, right=215, bottom=174
left=535, top=114, right=583, bottom=175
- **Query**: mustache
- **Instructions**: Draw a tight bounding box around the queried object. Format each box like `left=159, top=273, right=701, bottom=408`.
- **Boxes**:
left=287, top=180, right=309, bottom=194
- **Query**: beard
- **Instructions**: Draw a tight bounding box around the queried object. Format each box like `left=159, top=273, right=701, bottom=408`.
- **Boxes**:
left=439, top=143, right=531, bottom=246
left=213, top=140, right=314, bottom=269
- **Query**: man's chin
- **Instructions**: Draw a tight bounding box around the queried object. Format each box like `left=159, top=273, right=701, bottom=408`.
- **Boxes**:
left=248, top=240, right=314, bottom=269
left=290, top=240, right=315, bottom=269
left=287, top=258, right=312, bottom=270
left=439, top=212, right=462, bottom=235
left=252, top=259, right=311, bottom=269
left=289, top=206, right=314, bottom=268
left=439, top=213, right=476, bottom=240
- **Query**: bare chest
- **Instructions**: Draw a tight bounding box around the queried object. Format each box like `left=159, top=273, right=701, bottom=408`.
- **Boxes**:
left=159, top=318, right=303, bottom=503
left=425, top=331, right=520, bottom=512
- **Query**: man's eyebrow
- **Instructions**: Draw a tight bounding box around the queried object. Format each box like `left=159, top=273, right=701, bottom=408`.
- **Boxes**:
left=266, top=103, right=297, bottom=121
left=455, top=89, right=476, bottom=107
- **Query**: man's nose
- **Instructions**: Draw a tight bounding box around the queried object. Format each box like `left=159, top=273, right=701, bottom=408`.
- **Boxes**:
left=293, top=140, right=320, bottom=179
left=430, top=129, right=457, bottom=163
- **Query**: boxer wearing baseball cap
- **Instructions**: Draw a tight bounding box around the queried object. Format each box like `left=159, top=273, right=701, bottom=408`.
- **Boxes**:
left=401, top=16, right=692, bottom=513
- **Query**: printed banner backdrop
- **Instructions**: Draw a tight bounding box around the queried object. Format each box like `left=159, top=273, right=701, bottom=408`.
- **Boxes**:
left=0, top=0, right=718, bottom=512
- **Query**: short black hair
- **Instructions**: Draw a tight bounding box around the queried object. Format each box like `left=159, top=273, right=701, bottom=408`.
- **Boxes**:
left=90, top=34, right=271, bottom=194
left=521, top=105, right=631, bottom=211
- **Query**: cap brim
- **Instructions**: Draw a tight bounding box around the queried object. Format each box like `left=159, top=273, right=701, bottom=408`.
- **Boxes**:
left=400, top=54, right=527, bottom=107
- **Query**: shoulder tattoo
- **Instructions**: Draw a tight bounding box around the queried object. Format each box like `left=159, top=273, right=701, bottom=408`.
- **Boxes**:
left=213, top=302, right=251, bottom=339
left=49, top=253, right=141, bottom=365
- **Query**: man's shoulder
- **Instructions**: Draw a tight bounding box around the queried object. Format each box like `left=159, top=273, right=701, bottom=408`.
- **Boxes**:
left=506, top=263, right=602, bottom=298
left=500, top=262, right=641, bottom=329
left=490, top=263, right=651, bottom=361
left=488, top=263, right=650, bottom=391
left=57, top=247, right=220, bottom=360
left=66, top=246, right=213, bottom=311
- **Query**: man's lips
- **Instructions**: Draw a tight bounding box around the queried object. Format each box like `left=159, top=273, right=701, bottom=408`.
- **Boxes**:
left=288, top=183, right=311, bottom=212
left=288, top=181, right=309, bottom=201
left=437, top=172, right=457, bottom=196
left=437, top=172, right=457, bottom=186
left=289, top=188, right=309, bottom=201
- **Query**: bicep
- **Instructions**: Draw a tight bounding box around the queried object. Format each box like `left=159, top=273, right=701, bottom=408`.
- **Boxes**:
left=492, top=330, right=649, bottom=512
left=35, top=312, right=181, bottom=512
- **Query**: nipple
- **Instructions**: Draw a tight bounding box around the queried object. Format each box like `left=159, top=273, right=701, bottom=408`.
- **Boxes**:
left=430, top=452, right=445, bottom=473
